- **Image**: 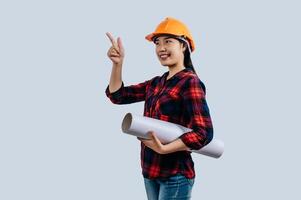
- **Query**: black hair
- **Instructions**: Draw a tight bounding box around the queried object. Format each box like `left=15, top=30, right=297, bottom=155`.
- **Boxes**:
left=178, top=39, right=197, bottom=76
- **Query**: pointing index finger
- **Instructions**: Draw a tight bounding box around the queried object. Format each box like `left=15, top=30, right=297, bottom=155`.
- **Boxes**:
left=106, top=32, right=120, bottom=53
left=106, top=32, right=117, bottom=46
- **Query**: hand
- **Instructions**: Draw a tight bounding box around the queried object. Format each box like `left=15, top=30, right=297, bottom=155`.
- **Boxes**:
left=138, top=131, right=167, bottom=154
left=106, top=32, right=125, bottom=65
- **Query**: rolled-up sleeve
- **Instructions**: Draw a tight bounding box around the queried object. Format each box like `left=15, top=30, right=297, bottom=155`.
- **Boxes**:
left=105, top=79, right=150, bottom=104
left=179, top=77, right=214, bottom=150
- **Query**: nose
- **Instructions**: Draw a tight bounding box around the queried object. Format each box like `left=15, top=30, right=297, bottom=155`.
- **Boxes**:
left=157, top=44, right=166, bottom=52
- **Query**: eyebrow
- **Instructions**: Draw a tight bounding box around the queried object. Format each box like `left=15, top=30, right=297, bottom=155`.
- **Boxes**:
left=154, top=36, right=173, bottom=42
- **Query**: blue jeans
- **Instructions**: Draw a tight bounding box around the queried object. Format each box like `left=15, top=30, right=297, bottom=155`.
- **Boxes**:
left=144, top=173, right=194, bottom=200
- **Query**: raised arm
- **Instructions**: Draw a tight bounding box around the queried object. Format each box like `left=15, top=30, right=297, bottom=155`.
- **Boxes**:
left=105, top=32, right=152, bottom=104
left=106, top=32, right=124, bottom=93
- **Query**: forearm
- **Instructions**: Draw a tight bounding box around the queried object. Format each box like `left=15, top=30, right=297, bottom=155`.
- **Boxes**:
left=109, top=63, right=123, bottom=93
left=162, top=138, right=190, bottom=154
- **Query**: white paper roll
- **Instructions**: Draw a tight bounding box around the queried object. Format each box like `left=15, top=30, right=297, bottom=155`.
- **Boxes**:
left=121, top=113, right=224, bottom=158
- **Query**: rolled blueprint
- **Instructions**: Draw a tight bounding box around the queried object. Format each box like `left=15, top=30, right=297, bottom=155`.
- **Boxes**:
left=121, top=113, right=224, bottom=158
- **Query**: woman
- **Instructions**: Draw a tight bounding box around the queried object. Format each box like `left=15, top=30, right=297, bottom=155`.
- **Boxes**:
left=105, top=17, right=213, bottom=200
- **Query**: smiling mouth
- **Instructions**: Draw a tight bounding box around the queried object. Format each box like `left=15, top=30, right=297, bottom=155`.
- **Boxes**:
left=159, top=53, right=170, bottom=60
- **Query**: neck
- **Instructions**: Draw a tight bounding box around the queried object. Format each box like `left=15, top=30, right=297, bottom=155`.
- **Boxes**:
left=167, top=64, right=185, bottom=79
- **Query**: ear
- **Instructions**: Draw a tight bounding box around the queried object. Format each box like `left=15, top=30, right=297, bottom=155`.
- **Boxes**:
left=182, top=43, right=187, bottom=53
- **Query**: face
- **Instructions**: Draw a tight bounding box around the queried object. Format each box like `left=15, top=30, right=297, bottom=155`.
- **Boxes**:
left=154, top=35, right=186, bottom=68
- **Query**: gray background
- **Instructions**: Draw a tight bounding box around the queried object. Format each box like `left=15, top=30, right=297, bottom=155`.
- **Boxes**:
left=0, top=0, right=300, bottom=199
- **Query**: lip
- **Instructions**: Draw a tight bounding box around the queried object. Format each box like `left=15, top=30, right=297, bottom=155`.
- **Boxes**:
left=158, top=53, right=170, bottom=59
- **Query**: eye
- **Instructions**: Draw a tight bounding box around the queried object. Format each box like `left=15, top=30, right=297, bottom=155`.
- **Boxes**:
left=165, top=40, right=172, bottom=43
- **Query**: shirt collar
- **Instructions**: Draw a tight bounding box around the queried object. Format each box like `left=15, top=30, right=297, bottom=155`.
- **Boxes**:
left=161, top=68, right=193, bottom=85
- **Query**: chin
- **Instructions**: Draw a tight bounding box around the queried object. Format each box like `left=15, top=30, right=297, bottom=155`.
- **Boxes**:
left=160, top=61, right=173, bottom=67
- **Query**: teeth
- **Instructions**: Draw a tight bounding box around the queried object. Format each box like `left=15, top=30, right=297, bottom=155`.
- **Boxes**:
left=160, top=54, right=169, bottom=59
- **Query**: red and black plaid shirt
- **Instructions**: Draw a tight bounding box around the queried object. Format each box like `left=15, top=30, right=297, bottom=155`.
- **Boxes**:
left=105, top=68, right=213, bottom=179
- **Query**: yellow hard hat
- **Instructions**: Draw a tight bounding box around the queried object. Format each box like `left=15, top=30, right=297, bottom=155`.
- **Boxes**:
left=145, top=17, right=195, bottom=52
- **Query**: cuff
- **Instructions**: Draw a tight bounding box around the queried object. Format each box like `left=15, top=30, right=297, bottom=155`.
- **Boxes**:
left=105, top=82, right=124, bottom=100
left=179, top=131, right=203, bottom=150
